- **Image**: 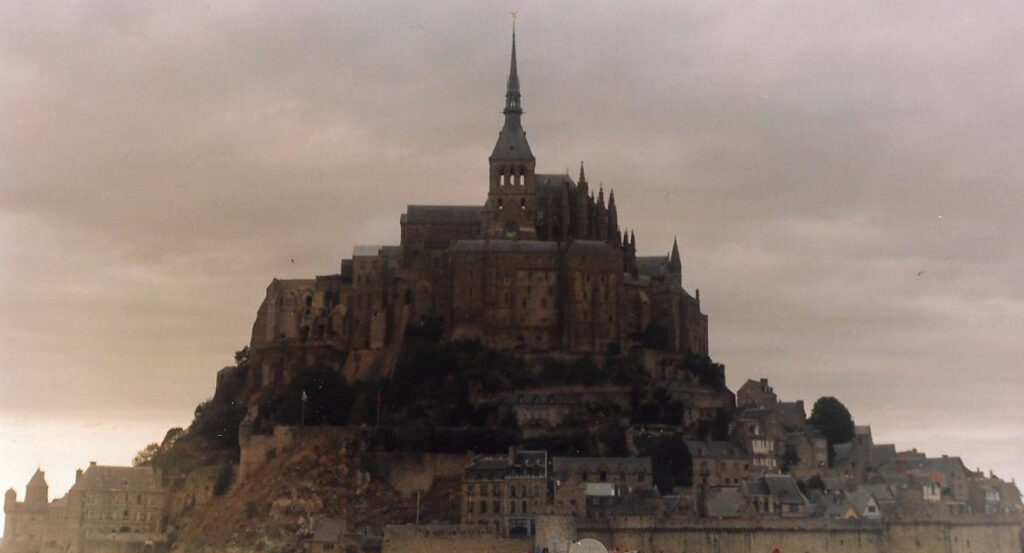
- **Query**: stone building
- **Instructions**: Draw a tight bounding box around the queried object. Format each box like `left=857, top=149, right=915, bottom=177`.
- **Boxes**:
left=461, top=449, right=548, bottom=538
left=686, top=440, right=751, bottom=487
left=242, top=27, right=709, bottom=395
left=2, top=464, right=166, bottom=553
left=551, top=457, right=655, bottom=517
left=2, top=470, right=49, bottom=553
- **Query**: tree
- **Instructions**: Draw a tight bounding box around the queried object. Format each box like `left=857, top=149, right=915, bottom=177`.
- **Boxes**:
left=133, top=443, right=161, bottom=467
left=807, top=396, right=855, bottom=466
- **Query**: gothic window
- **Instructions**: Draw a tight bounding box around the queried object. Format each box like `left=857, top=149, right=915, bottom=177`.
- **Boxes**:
left=510, top=501, right=516, bottom=514
left=498, top=198, right=504, bottom=209
left=520, top=199, right=526, bottom=210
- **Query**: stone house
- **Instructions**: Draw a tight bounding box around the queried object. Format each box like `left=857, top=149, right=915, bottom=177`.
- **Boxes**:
left=461, top=449, right=547, bottom=538
left=746, top=474, right=810, bottom=518
left=551, top=457, right=655, bottom=517
left=685, top=440, right=751, bottom=487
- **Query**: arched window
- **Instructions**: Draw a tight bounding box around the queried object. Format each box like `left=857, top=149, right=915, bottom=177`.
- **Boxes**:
left=520, top=198, right=527, bottom=210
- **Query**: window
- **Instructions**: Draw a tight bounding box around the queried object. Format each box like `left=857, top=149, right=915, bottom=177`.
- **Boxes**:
left=480, top=501, right=487, bottom=514
left=510, top=501, right=516, bottom=514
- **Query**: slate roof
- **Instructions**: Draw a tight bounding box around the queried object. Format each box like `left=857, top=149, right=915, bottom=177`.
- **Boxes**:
left=809, top=490, right=854, bottom=518
left=636, top=256, right=669, bottom=277
left=705, top=486, right=745, bottom=518
left=685, top=440, right=748, bottom=460
left=405, top=205, right=482, bottom=223
left=75, top=465, right=161, bottom=491
left=490, top=117, right=534, bottom=161
left=536, top=173, right=575, bottom=192
left=773, top=401, right=806, bottom=426
left=748, top=474, right=808, bottom=506
left=872, top=444, right=898, bottom=466
left=846, top=489, right=880, bottom=517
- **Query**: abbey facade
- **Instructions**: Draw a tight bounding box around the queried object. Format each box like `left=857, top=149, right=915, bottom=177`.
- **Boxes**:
left=245, top=30, right=708, bottom=390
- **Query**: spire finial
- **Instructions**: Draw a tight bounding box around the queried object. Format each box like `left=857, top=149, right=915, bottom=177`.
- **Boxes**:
left=504, top=16, right=522, bottom=115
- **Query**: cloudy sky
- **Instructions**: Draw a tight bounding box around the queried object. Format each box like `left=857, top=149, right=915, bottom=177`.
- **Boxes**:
left=2, top=0, right=1022, bottom=517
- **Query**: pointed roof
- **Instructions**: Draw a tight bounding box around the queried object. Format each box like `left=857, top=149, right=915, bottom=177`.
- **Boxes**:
left=578, top=161, right=587, bottom=184
left=490, top=24, right=534, bottom=162
left=27, top=469, right=47, bottom=488
left=670, top=237, right=681, bottom=271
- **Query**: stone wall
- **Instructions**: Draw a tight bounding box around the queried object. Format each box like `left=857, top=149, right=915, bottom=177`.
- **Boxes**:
left=238, top=426, right=297, bottom=483
left=536, top=514, right=1022, bottom=553
left=384, top=454, right=467, bottom=497
left=382, top=524, right=531, bottom=553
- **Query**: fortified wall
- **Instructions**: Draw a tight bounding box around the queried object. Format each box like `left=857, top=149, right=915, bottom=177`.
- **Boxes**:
left=382, top=524, right=531, bottom=553
left=535, top=514, right=1022, bottom=553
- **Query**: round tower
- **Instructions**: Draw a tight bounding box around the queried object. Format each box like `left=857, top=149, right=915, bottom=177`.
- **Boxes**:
left=4, top=488, right=16, bottom=514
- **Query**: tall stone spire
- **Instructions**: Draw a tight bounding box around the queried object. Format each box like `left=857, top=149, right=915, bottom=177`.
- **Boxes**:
left=490, top=22, right=533, bottom=162
left=505, top=22, right=521, bottom=115
left=670, top=237, right=682, bottom=273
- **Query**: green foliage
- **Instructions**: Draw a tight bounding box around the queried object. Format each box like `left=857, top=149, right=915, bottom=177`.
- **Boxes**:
left=537, top=357, right=606, bottom=387
left=808, top=396, right=855, bottom=466
left=631, top=388, right=686, bottom=426
left=681, top=353, right=726, bottom=390
left=133, top=443, right=161, bottom=467
left=521, top=430, right=591, bottom=456
left=599, top=422, right=629, bottom=457
left=633, top=433, right=692, bottom=493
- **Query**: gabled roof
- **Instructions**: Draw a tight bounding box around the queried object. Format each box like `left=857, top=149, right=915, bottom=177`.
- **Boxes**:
left=846, top=489, right=880, bottom=516
left=748, top=474, right=808, bottom=506
left=705, top=486, right=745, bottom=518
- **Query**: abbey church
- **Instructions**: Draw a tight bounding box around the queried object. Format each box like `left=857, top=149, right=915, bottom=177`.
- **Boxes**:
left=246, top=29, right=708, bottom=388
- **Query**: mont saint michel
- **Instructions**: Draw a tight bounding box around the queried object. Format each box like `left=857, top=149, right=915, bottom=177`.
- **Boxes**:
left=2, top=6, right=1022, bottom=553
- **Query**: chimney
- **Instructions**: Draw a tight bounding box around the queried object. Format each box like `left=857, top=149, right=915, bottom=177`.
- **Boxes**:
left=75, top=469, right=83, bottom=483
left=89, top=461, right=97, bottom=467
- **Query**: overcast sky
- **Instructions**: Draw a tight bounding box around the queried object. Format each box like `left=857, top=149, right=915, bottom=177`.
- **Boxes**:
left=2, top=1, right=1022, bottom=517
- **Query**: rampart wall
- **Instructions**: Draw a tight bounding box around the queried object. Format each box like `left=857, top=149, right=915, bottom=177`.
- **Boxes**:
left=537, top=514, right=1022, bottom=553
left=382, top=524, right=531, bottom=553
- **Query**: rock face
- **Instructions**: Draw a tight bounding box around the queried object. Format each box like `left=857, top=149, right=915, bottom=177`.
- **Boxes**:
left=172, top=427, right=462, bottom=553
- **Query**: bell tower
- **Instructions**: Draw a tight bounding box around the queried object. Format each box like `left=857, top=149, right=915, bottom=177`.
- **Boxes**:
left=486, top=23, right=537, bottom=240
